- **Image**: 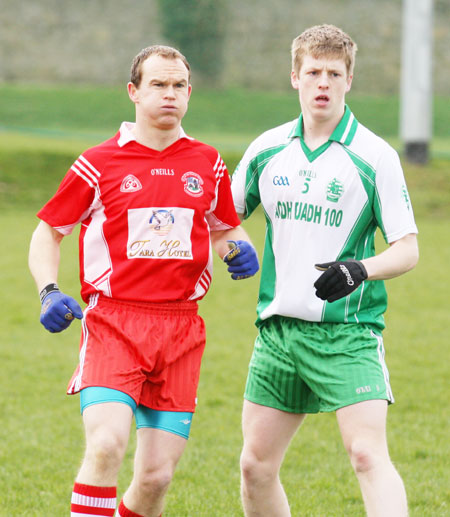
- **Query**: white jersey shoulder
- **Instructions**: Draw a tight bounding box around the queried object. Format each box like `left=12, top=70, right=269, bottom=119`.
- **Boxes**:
left=232, top=119, right=297, bottom=214
left=243, top=119, right=297, bottom=156
left=347, top=122, right=400, bottom=168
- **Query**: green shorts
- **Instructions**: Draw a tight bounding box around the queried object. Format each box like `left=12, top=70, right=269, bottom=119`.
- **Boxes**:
left=245, top=316, right=394, bottom=413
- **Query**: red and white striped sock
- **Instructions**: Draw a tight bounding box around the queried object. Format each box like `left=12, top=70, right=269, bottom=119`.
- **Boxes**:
left=116, top=500, right=161, bottom=517
left=71, top=482, right=117, bottom=516
left=115, top=500, right=144, bottom=517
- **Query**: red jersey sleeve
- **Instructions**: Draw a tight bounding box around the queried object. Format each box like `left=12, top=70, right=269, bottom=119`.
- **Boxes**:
left=204, top=152, right=241, bottom=231
left=37, top=140, right=113, bottom=234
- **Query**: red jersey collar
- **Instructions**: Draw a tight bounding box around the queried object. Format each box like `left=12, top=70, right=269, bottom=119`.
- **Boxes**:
left=117, top=121, right=191, bottom=148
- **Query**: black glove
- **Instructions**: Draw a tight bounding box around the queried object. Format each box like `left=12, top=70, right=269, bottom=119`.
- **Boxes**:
left=314, top=260, right=368, bottom=303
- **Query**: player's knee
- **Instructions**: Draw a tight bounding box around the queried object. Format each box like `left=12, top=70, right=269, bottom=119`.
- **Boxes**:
left=240, top=449, right=277, bottom=487
left=85, top=431, right=127, bottom=473
left=347, top=439, right=385, bottom=475
left=136, top=464, right=175, bottom=498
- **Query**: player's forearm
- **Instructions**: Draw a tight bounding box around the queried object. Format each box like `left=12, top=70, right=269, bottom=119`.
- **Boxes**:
left=29, top=221, right=64, bottom=292
left=361, top=233, right=419, bottom=281
left=210, top=225, right=254, bottom=259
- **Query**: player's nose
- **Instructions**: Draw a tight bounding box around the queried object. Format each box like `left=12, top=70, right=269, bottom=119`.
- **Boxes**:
left=164, top=85, right=176, bottom=98
left=318, top=73, right=329, bottom=87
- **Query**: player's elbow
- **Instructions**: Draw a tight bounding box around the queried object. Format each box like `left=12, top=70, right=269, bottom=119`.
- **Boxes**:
left=401, top=234, right=419, bottom=274
left=410, top=245, right=419, bottom=270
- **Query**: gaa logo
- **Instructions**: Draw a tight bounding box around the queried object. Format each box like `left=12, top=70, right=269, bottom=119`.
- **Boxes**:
left=182, top=172, right=204, bottom=197
left=273, top=175, right=290, bottom=186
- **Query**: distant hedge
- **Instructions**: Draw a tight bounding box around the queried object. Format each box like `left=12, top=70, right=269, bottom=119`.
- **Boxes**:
left=0, top=149, right=74, bottom=210
left=157, top=0, right=227, bottom=85
left=0, top=148, right=242, bottom=210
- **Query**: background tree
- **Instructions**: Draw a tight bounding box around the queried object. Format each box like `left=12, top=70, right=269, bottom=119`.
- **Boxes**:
left=157, top=0, right=227, bottom=86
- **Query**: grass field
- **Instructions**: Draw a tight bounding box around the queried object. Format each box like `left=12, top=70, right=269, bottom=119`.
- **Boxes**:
left=0, top=86, right=449, bottom=515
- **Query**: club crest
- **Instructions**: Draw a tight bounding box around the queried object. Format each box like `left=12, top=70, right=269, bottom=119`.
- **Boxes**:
left=181, top=172, right=203, bottom=197
left=326, top=178, right=344, bottom=203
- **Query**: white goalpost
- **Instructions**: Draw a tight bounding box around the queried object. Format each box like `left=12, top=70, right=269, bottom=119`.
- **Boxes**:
left=400, top=0, right=434, bottom=164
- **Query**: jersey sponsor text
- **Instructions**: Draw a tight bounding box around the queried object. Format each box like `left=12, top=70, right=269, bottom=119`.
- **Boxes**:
left=275, top=200, right=343, bottom=227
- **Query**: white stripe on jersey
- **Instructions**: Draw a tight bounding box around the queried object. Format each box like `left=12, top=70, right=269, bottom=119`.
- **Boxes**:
left=53, top=223, right=81, bottom=235
left=90, top=267, right=113, bottom=288
left=213, top=153, right=226, bottom=180
left=189, top=265, right=212, bottom=300
left=344, top=296, right=350, bottom=324
left=71, top=163, right=95, bottom=188
left=199, top=270, right=211, bottom=291
left=79, top=155, right=101, bottom=177
left=213, top=153, right=221, bottom=171
left=340, top=112, right=355, bottom=143
left=82, top=199, right=113, bottom=297
left=208, top=154, right=226, bottom=221
left=205, top=211, right=234, bottom=231
left=200, top=269, right=212, bottom=290
left=71, top=156, right=101, bottom=188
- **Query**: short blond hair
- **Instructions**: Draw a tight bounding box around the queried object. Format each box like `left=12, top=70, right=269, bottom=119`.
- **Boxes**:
left=130, top=45, right=191, bottom=87
left=291, top=24, right=357, bottom=76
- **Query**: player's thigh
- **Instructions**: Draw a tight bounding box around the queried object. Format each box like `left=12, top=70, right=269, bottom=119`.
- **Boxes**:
left=246, top=318, right=320, bottom=414
left=133, top=427, right=188, bottom=478
left=336, top=399, right=389, bottom=455
left=242, top=400, right=305, bottom=465
left=293, top=322, right=393, bottom=411
left=82, top=401, right=134, bottom=453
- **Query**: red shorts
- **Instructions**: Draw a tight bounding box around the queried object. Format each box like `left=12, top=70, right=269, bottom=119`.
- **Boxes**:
left=67, top=295, right=206, bottom=412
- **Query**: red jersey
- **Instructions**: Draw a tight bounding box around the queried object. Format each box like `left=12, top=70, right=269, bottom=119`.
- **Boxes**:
left=38, top=122, right=241, bottom=303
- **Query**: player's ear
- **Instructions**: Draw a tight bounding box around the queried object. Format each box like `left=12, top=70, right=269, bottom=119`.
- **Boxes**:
left=345, top=74, right=353, bottom=93
left=291, top=70, right=300, bottom=90
left=127, top=82, right=139, bottom=104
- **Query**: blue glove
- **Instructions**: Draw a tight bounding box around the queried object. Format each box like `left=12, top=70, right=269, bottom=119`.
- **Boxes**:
left=223, top=240, right=259, bottom=280
left=40, top=284, right=83, bottom=333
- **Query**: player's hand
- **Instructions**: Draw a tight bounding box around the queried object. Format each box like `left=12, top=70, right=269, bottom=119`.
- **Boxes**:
left=40, top=287, right=83, bottom=333
left=223, top=240, right=259, bottom=280
left=314, top=260, right=368, bottom=302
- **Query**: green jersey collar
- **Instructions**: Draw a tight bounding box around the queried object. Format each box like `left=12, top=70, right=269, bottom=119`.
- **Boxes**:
left=290, top=105, right=359, bottom=162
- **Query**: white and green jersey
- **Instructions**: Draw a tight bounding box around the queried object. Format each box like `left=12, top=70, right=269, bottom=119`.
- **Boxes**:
left=232, top=106, right=418, bottom=330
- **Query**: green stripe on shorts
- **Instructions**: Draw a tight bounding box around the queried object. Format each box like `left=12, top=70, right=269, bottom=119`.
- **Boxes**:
left=245, top=316, right=393, bottom=413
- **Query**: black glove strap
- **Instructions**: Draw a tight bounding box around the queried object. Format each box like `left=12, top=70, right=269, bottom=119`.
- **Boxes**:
left=39, top=283, right=59, bottom=303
